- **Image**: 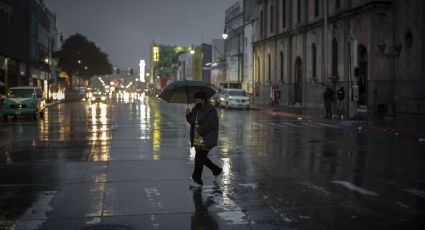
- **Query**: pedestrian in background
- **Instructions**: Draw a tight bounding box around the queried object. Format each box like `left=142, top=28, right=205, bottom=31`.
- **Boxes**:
left=323, top=85, right=335, bottom=119
left=337, top=86, right=345, bottom=119
left=186, top=91, right=222, bottom=187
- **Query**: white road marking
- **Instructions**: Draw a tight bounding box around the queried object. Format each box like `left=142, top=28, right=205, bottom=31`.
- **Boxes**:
left=332, top=181, right=379, bottom=196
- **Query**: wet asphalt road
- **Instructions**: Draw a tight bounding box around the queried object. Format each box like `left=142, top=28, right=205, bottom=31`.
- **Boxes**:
left=0, top=94, right=424, bottom=230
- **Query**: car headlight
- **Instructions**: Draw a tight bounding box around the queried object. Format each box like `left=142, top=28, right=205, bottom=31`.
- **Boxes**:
left=101, top=96, right=107, bottom=101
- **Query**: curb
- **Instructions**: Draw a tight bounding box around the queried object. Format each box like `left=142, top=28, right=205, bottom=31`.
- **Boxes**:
left=254, top=106, right=425, bottom=141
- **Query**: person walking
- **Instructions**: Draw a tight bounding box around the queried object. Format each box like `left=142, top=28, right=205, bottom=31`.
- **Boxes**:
left=337, top=86, right=345, bottom=119
left=323, top=85, right=335, bottom=119
left=186, top=91, right=222, bottom=187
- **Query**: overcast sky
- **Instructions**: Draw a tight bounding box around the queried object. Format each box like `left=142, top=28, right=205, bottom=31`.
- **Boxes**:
left=44, top=0, right=235, bottom=71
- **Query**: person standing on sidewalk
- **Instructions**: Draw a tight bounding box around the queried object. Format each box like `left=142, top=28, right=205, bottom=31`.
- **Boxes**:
left=323, top=85, right=335, bottom=119
left=336, top=86, right=345, bottom=119
left=186, top=91, right=222, bottom=187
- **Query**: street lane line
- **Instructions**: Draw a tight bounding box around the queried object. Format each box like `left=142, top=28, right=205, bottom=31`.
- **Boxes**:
left=316, top=122, right=339, bottom=128
left=302, top=122, right=323, bottom=128
left=279, top=122, right=303, bottom=127
left=332, top=181, right=379, bottom=196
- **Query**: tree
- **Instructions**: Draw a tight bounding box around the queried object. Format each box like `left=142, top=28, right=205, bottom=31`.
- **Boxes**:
left=54, top=33, right=113, bottom=89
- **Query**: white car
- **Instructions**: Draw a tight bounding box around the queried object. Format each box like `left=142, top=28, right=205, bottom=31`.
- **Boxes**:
left=220, top=88, right=251, bottom=109
left=2, top=86, right=46, bottom=120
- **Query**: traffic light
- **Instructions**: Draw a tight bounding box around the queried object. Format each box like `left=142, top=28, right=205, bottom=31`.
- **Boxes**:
left=116, top=68, right=120, bottom=74
left=130, top=68, right=133, bottom=75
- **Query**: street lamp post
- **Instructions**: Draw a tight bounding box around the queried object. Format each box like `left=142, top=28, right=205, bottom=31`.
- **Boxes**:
left=378, top=42, right=402, bottom=117
left=46, top=32, right=62, bottom=101
left=2, top=58, right=10, bottom=96
left=223, top=26, right=242, bottom=89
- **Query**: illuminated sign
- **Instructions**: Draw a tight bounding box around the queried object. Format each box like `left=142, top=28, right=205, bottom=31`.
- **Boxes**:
left=153, top=46, right=160, bottom=62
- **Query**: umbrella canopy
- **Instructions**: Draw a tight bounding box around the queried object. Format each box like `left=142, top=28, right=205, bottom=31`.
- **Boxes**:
left=158, top=80, right=216, bottom=104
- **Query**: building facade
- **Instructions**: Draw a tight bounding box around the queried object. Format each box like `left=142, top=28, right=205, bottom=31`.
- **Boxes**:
left=0, top=0, right=59, bottom=98
left=223, top=0, right=257, bottom=92
left=253, top=0, right=425, bottom=115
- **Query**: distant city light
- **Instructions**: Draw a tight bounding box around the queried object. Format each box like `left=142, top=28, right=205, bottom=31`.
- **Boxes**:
left=139, top=60, right=146, bottom=82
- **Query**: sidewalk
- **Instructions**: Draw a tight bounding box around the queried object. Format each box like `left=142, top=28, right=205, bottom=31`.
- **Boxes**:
left=252, top=104, right=425, bottom=141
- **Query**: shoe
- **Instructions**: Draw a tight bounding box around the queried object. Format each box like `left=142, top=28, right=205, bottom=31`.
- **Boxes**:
left=190, top=178, right=203, bottom=188
left=213, top=168, right=223, bottom=182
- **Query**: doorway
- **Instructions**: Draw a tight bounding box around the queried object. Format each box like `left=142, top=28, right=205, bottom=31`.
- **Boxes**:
left=357, top=45, right=368, bottom=106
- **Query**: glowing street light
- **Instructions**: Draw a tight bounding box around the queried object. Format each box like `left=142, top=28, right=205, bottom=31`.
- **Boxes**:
left=222, top=33, right=229, bottom=40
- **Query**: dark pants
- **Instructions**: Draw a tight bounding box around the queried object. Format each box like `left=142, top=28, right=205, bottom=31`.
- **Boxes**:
left=192, top=148, right=221, bottom=184
left=325, top=100, right=333, bottom=118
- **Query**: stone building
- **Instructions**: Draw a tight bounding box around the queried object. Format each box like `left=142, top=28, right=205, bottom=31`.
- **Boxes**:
left=223, top=0, right=257, bottom=92
left=253, top=0, right=425, bottom=116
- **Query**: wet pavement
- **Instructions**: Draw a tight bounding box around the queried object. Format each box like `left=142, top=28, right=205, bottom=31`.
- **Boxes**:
left=1, top=94, right=425, bottom=230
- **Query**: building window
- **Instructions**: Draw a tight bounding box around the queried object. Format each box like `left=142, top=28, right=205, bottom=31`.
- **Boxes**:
left=332, top=38, right=338, bottom=78
left=305, top=0, right=309, bottom=22
left=336, top=0, right=341, bottom=9
left=314, top=0, right=319, bottom=17
left=268, top=54, right=271, bottom=82
left=312, top=43, right=317, bottom=80
left=270, top=5, right=274, bottom=34
left=297, top=0, right=301, bottom=23
left=257, top=57, right=261, bottom=82
left=405, top=31, right=413, bottom=48
left=260, top=10, right=264, bottom=37
left=282, top=0, right=287, bottom=28
left=280, top=52, right=284, bottom=81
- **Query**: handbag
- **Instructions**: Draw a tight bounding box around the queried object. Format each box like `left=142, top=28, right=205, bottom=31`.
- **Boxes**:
left=193, top=112, right=205, bottom=149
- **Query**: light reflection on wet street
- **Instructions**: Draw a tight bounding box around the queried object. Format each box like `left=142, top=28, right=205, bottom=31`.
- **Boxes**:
left=1, top=95, right=424, bottom=229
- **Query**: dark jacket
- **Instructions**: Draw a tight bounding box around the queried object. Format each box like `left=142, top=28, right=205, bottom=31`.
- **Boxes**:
left=186, top=103, right=219, bottom=149
left=323, top=87, right=335, bottom=101
left=337, top=88, right=345, bottom=101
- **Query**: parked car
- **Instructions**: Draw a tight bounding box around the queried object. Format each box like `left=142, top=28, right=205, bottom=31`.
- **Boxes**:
left=219, top=88, right=251, bottom=109
left=2, top=86, right=46, bottom=120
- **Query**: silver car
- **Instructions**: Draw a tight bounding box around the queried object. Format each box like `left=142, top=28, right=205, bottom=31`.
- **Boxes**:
left=220, top=89, right=250, bottom=109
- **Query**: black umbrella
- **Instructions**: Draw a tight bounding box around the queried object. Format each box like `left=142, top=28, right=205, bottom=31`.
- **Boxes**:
left=158, top=80, right=216, bottom=104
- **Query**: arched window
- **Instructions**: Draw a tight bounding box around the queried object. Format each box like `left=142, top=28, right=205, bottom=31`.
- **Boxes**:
left=270, top=5, right=274, bottom=34
left=332, top=38, right=338, bottom=78
left=312, top=43, right=317, bottom=80
left=280, top=51, right=284, bottom=81
left=268, top=54, right=271, bottom=82
left=257, top=57, right=261, bottom=83
left=282, top=0, right=287, bottom=28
